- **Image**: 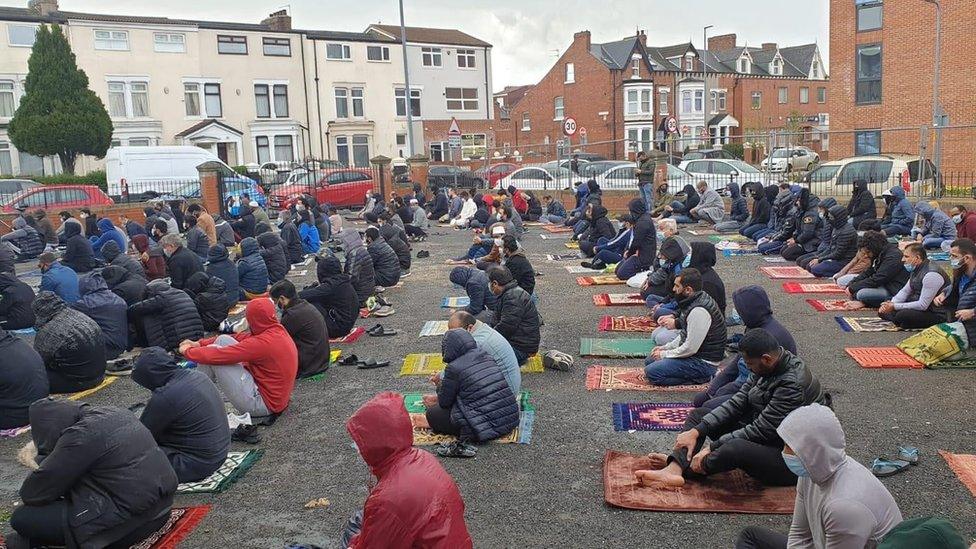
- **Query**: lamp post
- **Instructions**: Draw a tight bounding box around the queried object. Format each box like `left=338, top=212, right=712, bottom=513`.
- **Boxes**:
left=922, top=0, right=943, bottom=180
left=703, top=25, right=713, bottom=52
left=702, top=25, right=713, bottom=148
left=398, top=0, right=415, bottom=158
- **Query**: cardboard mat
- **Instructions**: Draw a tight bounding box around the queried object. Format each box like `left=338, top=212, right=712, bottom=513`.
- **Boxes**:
left=783, top=282, right=846, bottom=294
left=565, top=265, right=604, bottom=274
left=939, top=451, right=976, bottom=499
left=441, top=296, right=470, bottom=308
left=599, top=315, right=657, bottom=332
left=419, top=320, right=449, bottom=337
left=592, top=293, right=645, bottom=307
left=56, top=376, right=118, bottom=401
left=612, top=403, right=694, bottom=432
left=401, top=353, right=544, bottom=376
left=577, top=275, right=626, bottom=286
left=759, top=266, right=815, bottom=279
left=603, top=451, right=796, bottom=514
left=835, top=317, right=903, bottom=332
left=542, top=224, right=574, bottom=233
left=585, top=366, right=709, bottom=392
left=580, top=338, right=654, bottom=358
left=845, top=347, right=923, bottom=369
left=330, top=326, right=365, bottom=344
left=177, top=450, right=264, bottom=494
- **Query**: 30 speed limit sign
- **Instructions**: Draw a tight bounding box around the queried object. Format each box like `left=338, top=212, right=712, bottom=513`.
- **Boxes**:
left=563, top=117, right=578, bottom=136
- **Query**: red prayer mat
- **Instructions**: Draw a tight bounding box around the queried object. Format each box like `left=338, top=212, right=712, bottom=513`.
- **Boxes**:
left=585, top=366, right=709, bottom=392
left=782, top=282, right=845, bottom=294
left=940, top=451, right=976, bottom=499
left=759, top=265, right=815, bottom=279
left=592, top=293, right=645, bottom=307
left=805, top=299, right=870, bottom=312
left=599, top=315, right=657, bottom=332
left=845, top=347, right=923, bottom=369
left=330, top=326, right=365, bottom=344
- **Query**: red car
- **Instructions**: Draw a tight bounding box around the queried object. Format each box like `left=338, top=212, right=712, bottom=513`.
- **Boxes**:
left=269, top=168, right=374, bottom=211
left=1, top=185, right=114, bottom=214
left=475, top=163, right=519, bottom=188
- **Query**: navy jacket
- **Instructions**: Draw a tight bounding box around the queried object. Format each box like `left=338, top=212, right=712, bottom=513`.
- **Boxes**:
left=71, top=272, right=128, bottom=358
left=733, top=285, right=798, bottom=355
left=61, top=222, right=97, bottom=273
left=885, top=187, right=915, bottom=234
left=627, top=198, right=657, bottom=269
left=257, top=232, right=289, bottom=283
left=165, top=245, right=203, bottom=291
left=0, top=328, right=47, bottom=429
left=205, top=245, right=240, bottom=306
left=0, top=272, right=36, bottom=329
left=367, top=237, right=401, bottom=288
left=184, top=271, right=230, bottom=331
left=450, top=266, right=495, bottom=316
left=237, top=237, right=269, bottom=294
left=727, top=182, right=749, bottom=222
left=299, top=255, right=359, bottom=338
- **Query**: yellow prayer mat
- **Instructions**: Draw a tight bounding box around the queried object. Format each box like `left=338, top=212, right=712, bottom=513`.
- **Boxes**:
left=59, top=376, right=118, bottom=401
left=330, top=349, right=341, bottom=363
left=400, top=353, right=543, bottom=376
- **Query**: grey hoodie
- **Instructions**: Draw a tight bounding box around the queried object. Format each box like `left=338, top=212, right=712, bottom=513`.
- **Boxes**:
left=777, top=404, right=902, bottom=549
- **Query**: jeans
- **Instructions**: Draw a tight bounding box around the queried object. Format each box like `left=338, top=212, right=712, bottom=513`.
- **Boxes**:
left=539, top=214, right=565, bottom=225
left=922, top=236, right=945, bottom=249
left=639, top=183, right=654, bottom=213
left=835, top=273, right=858, bottom=287
left=740, top=224, right=767, bottom=239
left=651, top=325, right=680, bottom=345
left=643, top=356, right=717, bottom=386
left=671, top=214, right=694, bottom=224
left=196, top=335, right=271, bottom=417
left=809, top=259, right=846, bottom=278
left=735, top=527, right=788, bottom=549
left=881, top=223, right=911, bottom=237
left=853, top=287, right=891, bottom=307
left=879, top=308, right=945, bottom=329
left=465, top=242, right=491, bottom=260
left=751, top=227, right=775, bottom=241
left=757, top=240, right=785, bottom=255
left=425, top=404, right=461, bottom=436
left=796, top=251, right=820, bottom=269
left=714, top=220, right=743, bottom=233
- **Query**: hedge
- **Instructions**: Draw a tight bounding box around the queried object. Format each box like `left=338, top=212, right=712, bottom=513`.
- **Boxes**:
left=1, top=171, right=107, bottom=191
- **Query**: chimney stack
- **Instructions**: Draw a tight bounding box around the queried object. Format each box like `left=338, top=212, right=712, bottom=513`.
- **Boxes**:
left=573, top=30, right=591, bottom=50
left=707, top=33, right=737, bottom=52
left=637, top=29, right=647, bottom=47
left=262, top=9, right=292, bottom=32
left=28, top=0, right=58, bottom=16
left=761, top=42, right=778, bottom=52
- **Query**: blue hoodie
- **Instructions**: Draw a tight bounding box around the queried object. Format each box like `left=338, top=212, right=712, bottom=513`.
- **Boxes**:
left=236, top=237, right=269, bottom=294
left=450, top=266, right=496, bottom=315
left=727, top=182, right=749, bottom=222
left=732, top=285, right=798, bottom=382
left=89, top=218, right=126, bottom=258
left=883, top=187, right=915, bottom=234
left=40, top=261, right=79, bottom=304
left=915, top=202, right=957, bottom=239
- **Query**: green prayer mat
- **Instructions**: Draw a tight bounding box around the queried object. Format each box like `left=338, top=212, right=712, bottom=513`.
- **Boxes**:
left=579, top=338, right=654, bottom=358
left=926, top=358, right=976, bottom=369
left=176, top=449, right=264, bottom=494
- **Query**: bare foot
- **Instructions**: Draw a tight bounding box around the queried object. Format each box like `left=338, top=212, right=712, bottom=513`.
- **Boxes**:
left=635, top=468, right=685, bottom=488
left=646, top=453, right=669, bottom=469
left=844, top=300, right=865, bottom=311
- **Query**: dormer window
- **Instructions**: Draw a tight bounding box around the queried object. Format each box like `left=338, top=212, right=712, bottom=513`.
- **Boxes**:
left=631, top=56, right=640, bottom=78
left=685, top=55, right=695, bottom=71
left=738, top=56, right=751, bottom=73
left=811, top=59, right=822, bottom=79
left=770, top=57, right=783, bottom=76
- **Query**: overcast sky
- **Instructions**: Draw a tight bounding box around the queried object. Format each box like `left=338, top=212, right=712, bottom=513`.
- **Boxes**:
left=9, top=0, right=829, bottom=90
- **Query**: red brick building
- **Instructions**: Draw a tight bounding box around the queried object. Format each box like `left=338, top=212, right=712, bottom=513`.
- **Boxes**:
left=498, top=30, right=829, bottom=163
left=829, top=0, right=976, bottom=173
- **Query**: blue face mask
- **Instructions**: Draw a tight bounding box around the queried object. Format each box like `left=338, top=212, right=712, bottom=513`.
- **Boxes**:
left=951, top=258, right=962, bottom=269
left=656, top=231, right=665, bottom=241
left=782, top=453, right=809, bottom=477
left=658, top=258, right=667, bottom=267
left=682, top=255, right=692, bottom=268
left=904, top=263, right=916, bottom=273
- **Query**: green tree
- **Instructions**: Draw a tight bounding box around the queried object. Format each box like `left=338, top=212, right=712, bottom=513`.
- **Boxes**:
left=8, top=25, right=112, bottom=174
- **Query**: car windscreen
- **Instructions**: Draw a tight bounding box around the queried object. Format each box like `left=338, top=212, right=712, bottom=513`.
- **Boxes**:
left=727, top=160, right=760, bottom=173
left=771, top=149, right=791, bottom=158
left=683, top=152, right=704, bottom=161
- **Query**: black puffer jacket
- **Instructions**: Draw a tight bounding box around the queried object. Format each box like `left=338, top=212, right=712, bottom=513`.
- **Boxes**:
left=257, top=232, right=289, bottom=283
left=627, top=198, right=657, bottom=269
left=0, top=328, right=47, bottom=429
left=165, top=245, right=203, bottom=291
left=847, top=180, right=877, bottom=228
left=184, top=271, right=230, bottom=331
left=185, top=225, right=211, bottom=259
left=101, top=265, right=146, bottom=306
left=581, top=205, right=616, bottom=242
left=0, top=271, right=36, bottom=329
left=643, top=236, right=685, bottom=299
left=237, top=237, right=269, bottom=294
left=128, top=280, right=204, bottom=351
left=205, top=244, right=240, bottom=306
left=22, top=399, right=177, bottom=548
left=848, top=242, right=911, bottom=296
left=232, top=205, right=256, bottom=239
left=61, top=221, right=97, bottom=273
left=32, top=291, right=106, bottom=390
left=491, top=280, right=542, bottom=356
left=793, top=193, right=822, bottom=253
left=101, top=240, right=146, bottom=279
left=0, top=241, right=14, bottom=274
left=299, top=255, right=359, bottom=338
left=504, top=250, right=535, bottom=296
left=132, top=347, right=230, bottom=483
left=688, top=242, right=726, bottom=313
left=694, top=350, right=826, bottom=451
left=280, top=298, right=331, bottom=378
left=437, top=329, right=520, bottom=442
left=339, top=229, right=375, bottom=306
left=71, top=272, right=128, bottom=358
left=279, top=219, right=305, bottom=264
left=381, top=223, right=411, bottom=271
left=818, top=205, right=858, bottom=263
left=367, top=237, right=401, bottom=288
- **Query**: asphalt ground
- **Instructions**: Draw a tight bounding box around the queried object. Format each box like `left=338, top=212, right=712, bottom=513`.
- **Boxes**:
left=2, top=224, right=975, bottom=548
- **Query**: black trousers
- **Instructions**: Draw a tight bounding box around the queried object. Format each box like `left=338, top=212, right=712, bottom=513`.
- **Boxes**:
left=781, top=244, right=808, bottom=262
left=735, top=526, right=788, bottom=549
left=796, top=252, right=819, bottom=270
left=666, top=407, right=797, bottom=486
left=46, top=370, right=102, bottom=394
left=10, top=501, right=170, bottom=548
left=425, top=405, right=461, bottom=436
left=405, top=225, right=427, bottom=238
left=879, top=308, right=945, bottom=330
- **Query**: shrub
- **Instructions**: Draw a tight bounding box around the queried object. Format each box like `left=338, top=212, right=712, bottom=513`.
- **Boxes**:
left=722, top=143, right=744, bottom=159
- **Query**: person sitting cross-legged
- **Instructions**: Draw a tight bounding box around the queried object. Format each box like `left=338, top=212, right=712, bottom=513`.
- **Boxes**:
left=584, top=214, right=632, bottom=270
left=71, top=272, right=128, bottom=360
left=37, top=252, right=78, bottom=305
left=644, top=268, right=727, bottom=386
left=500, top=235, right=535, bottom=296
left=32, top=291, right=106, bottom=394
left=614, top=198, right=657, bottom=280
left=877, top=243, right=949, bottom=329
left=132, top=347, right=230, bottom=483
left=0, top=327, right=48, bottom=430
left=447, top=310, right=521, bottom=395
left=689, top=180, right=726, bottom=225
left=804, top=204, right=858, bottom=278
left=183, top=271, right=230, bottom=332
left=836, top=231, right=910, bottom=310
left=636, top=328, right=827, bottom=488
left=159, top=233, right=202, bottom=291
left=487, top=266, right=542, bottom=365
left=733, top=404, right=903, bottom=549
left=299, top=255, right=360, bottom=339
left=271, top=280, right=331, bottom=379
left=338, top=229, right=376, bottom=308
left=449, top=266, right=496, bottom=322
left=912, top=201, right=956, bottom=249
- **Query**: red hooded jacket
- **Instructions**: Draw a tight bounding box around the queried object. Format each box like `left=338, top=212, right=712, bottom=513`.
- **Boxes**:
left=132, top=234, right=167, bottom=280
left=956, top=211, right=976, bottom=241
left=184, top=298, right=298, bottom=413
left=346, top=392, right=472, bottom=549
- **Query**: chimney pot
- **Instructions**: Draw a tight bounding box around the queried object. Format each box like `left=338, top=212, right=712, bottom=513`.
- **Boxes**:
left=262, top=10, right=292, bottom=32
left=761, top=42, right=778, bottom=52
left=28, top=0, right=58, bottom=16
left=707, top=33, right=737, bottom=52
left=573, top=30, right=591, bottom=49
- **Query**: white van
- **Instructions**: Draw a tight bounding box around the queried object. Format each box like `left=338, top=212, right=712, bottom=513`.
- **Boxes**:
left=105, top=146, right=236, bottom=198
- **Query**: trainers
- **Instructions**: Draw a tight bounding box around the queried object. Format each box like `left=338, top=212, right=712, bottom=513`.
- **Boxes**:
left=543, top=350, right=575, bottom=371
left=435, top=441, right=477, bottom=458
left=400, top=270, right=412, bottom=278
left=374, top=305, right=395, bottom=317
left=231, top=424, right=260, bottom=444
left=375, top=285, right=386, bottom=294
left=417, top=250, right=430, bottom=258
left=106, top=359, right=133, bottom=376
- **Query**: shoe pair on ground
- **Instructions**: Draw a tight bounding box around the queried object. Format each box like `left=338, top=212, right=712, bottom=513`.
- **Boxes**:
left=337, top=353, right=390, bottom=369
left=365, top=323, right=397, bottom=337
left=435, top=441, right=477, bottom=458
left=872, top=446, right=919, bottom=477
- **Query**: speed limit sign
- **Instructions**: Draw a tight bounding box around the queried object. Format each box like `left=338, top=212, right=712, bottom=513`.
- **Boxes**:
left=563, top=117, right=578, bottom=136
left=665, top=116, right=678, bottom=134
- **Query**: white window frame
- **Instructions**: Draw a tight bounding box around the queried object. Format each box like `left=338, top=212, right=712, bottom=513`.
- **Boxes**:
left=554, top=96, right=564, bottom=120
left=751, top=91, right=762, bottom=109
left=778, top=86, right=788, bottom=104
left=254, top=81, right=289, bottom=119
left=396, top=133, right=407, bottom=147
left=445, top=87, right=478, bottom=111
left=738, top=56, right=751, bottom=73
left=351, top=87, right=365, bottom=117
left=351, top=134, right=370, bottom=168
left=693, top=89, right=704, bottom=113
left=681, top=90, right=693, bottom=114
left=770, top=57, right=783, bottom=76
left=0, top=140, right=13, bottom=175
left=203, top=82, right=222, bottom=118
left=394, top=87, right=421, bottom=118
left=565, top=63, right=575, bottom=84
left=334, top=87, right=349, bottom=118
left=0, top=79, right=17, bottom=118
left=457, top=48, right=476, bottom=69
left=799, top=87, right=810, bottom=104
left=105, top=77, right=150, bottom=119
left=717, top=90, right=727, bottom=111
left=625, top=85, right=653, bottom=116
left=326, top=43, right=351, bottom=60
left=631, top=56, right=640, bottom=78
left=367, top=45, right=390, bottom=62
left=335, top=135, right=350, bottom=166
left=7, top=24, right=39, bottom=48
left=626, top=125, right=654, bottom=153
left=254, top=133, right=297, bottom=164
left=460, top=133, right=486, bottom=160
left=183, top=79, right=222, bottom=118
left=684, top=54, right=695, bottom=71
left=521, top=112, right=530, bottom=131
left=817, top=86, right=827, bottom=104
left=422, top=47, right=443, bottom=67
left=94, top=29, right=129, bottom=51
left=153, top=32, right=185, bottom=53
left=658, top=88, right=669, bottom=116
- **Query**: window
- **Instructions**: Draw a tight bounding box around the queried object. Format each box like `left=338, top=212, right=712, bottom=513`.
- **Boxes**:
left=396, top=133, right=407, bottom=146
left=256, top=84, right=288, bottom=118
left=326, top=43, right=351, bottom=60
left=854, top=130, right=881, bottom=156
left=461, top=133, right=486, bottom=159
left=352, top=135, right=369, bottom=167
left=857, top=0, right=883, bottom=31
left=457, top=49, right=476, bottom=68
left=204, top=83, right=222, bottom=117
left=7, top=24, right=38, bottom=47
left=183, top=83, right=200, bottom=116
left=153, top=33, right=185, bottom=53
left=394, top=88, right=421, bottom=117
left=106, top=80, right=148, bottom=118
left=274, top=135, right=294, bottom=162
left=800, top=87, right=810, bottom=104
left=521, top=112, right=530, bottom=131
left=659, top=89, right=669, bottom=115
left=770, top=57, right=783, bottom=75
left=685, top=56, right=694, bottom=71
left=778, top=87, right=788, bottom=104
left=681, top=90, right=692, bottom=113
left=130, top=82, right=148, bottom=117
left=694, top=90, right=703, bottom=112
left=738, top=57, right=750, bottom=73
left=631, top=57, right=640, bottom=78
left=351, top=88, right=364, bottom=117
left=256, top=136, right=271, bottom=164
left=0, top=141, right=12, bottom=175
left=128, top=138, right=150, bottom=146
left=422, top=47, right=442, bottom=67
left=94, top=30, right=129, bottom=51
left=709, top=90, right=727, bottom=112
left=262, top=37, right=291, bottom=56
left=367, top=45, right=390, bottom=61
left=255, top=85, right=270, bottom=118
left=751, top=91, right=762, bottom=109
left=626, top=88, right=652, bottom=115
left=334, top=88, right=348, bottom=118
left=565, top=63, right=575, bottom=83
left=445, top=87, right=478, bottom=111
left=838, top=160, right=892, bottom=186
left=817, top=87, right=827, bottom=103
left=217, top=35, right=247, bottom=55
left=107, top=82, right=126, bottom=117
left=273, top=85, right=288, bottom=117
left=627, top=127, right=652, bottom=153
left=0, top=80, right=14, bottom=117
left=857, top=44, right=882, bottom=104
left=335, top=136, right=349, bottom=166
left=554, top=96, right=564, bottom=120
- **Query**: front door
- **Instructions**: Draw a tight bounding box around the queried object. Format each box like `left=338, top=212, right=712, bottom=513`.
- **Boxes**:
left=216, top=142, right=229, bottom=164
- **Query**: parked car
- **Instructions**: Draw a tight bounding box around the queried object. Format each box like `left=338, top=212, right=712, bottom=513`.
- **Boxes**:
left=679, top=158, right=762, bottom=192
left=578, top=160, right=631, bottom=179
left=594, top=163, right=698, bottom=194
left=1, top=185, right=113, bottom=214
left=0, top=179, right=38, bottom=203
left=270, top=168, right=374, bottom=211
left=681, top=148, right=740, bottom=161
left=474, top=163, right=519, bottom=188
left=800, top=154, right=937, bottom=197
left=157, top=175, right=267, bottom=217
left=541, top=159, right=591, bottom=172
left=569, top=152, right=608, bottom=162
left=105, top=145, right=240, bottom=199
left=497, top=165, right=576, bottom=191
left=427, top=165, right=485, bottom=189
left=761, top=146, right=820, bottom=173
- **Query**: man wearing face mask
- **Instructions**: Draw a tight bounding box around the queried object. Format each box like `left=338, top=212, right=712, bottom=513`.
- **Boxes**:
left=735, top=403, right=902, bottom=549
left=488, top=266, right=541, bottom=365
left=159, top=233, right=203, bottom=291
left=500, top=235, right=535, bottom=295
left=935, top=238, right=976, bottom=352
left=804, top=204, right=857, bottom=278
left=877, top=243, right=949, bottom=329
left=944, top=205, right=976, bottom=252
left=637, top=328, right=826, bottom=488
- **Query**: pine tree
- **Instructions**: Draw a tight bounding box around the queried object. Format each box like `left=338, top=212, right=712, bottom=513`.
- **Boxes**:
left=8, top=24, right=113, bottom=174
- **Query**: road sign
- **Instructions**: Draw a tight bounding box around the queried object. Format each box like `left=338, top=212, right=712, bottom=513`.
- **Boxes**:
left=563, top=117, right=578, bottom=136
left=448, top=117, right=461, bottom=149
left=579, top=126, right=587, bottom=137
left=665, top=116, right=678, bottom=134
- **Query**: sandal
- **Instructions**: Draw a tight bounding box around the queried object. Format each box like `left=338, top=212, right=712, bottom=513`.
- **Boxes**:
left=871, top=458, right=911, bottom=478
left=339, top=354, right=360, bottom=366
left=368, top=326, right=398, bottom=337
left=365, top=324, right=383, bottom=335
left=435, top=441, right=477, bottom=458
left=357, top=359, right=391, bottom=370
left=898, top=446, right=920, bottom=465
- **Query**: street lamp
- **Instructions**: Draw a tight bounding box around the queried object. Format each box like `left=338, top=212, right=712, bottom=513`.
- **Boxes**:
left=703, top=25, right=713, bottom=52
left=702, top=25, right=713, bottom=148
left=398, top=0, right=415, bottom=158
left=922, top=0, right=943, bottom=178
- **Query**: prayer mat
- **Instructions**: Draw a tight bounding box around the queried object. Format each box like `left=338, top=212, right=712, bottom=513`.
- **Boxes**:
left=419, top=320, right=449, bottom=337
left=592, top=293, right=644, bottom=307
left=763, top=257, right=789, bottom=263
left=580, top=338, right=654, bottom=358
left=565, top=265, right=604, bottom=274
left=129, top=505, right=212, bottom=549
left=688, top=229, right=719, bottom=236
left=926, top=358, right=976, bottom=369
left=565, top=241, right=580, bottom=249
left=403, top=390, right=533, bottom=414
left=599, top=315, right=656, bottom=332
left=782, top=282, right=845, bottom=294
left=292, top=257, right=314, bottom=268
left=708, top=234, right=749, bottom=243
left=228, top=303, right=247, bottom=316
left=542, top=224, right=574, bottom=233
left=759, top=266, right=816, bottom=279
left=400, top=353, right=543, bottom=376
left=0, top=425, right=30, bottom=438
left=714, top=240, right=749, bottom=250
left=939, top=451, right=976, bottom=499
left=805, top=299, right=865, bottom=312
left=55, top=376, right=118, bottom=401
left=177, top=450, right=264, bottom=494
left=723, top=248, right=759, bottom=257
left=539, top=233, right=571, bottom=240
left=409, top=410, right=535, bottom=445
left=603, top=451, right=796, bottom=514
left=441, top=296, right=470, bottom=308
left=897, top=323, right=965, bottom=366
left=835, top=317, right=903, bottom=332
left=577, top=275, right=626, bottom=286
left=330, top=326, right=365, bottom=344
left=287, top=270, right=308, bottom=277
left=612, top=403, right=694, bottom=432
left=8, top=327, right=36, bottom=336
left=547, top=253, right=580, bottom=261
left=585, top=366, right=709, bottom=392
left=845, top=347, right=923, bottom=369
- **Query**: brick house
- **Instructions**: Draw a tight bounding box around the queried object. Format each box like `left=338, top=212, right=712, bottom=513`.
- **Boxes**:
left=502, top=30, right=828, bottom=163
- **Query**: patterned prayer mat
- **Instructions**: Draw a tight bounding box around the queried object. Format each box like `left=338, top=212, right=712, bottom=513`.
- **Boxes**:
left=330, top=326, right=365, bottom=344
left=565, top=265, right=604, bottom=274
left=54, top=376, right=118, bottom=401
left=287, top=270, right=308, bottom=277
left=419, top=320, right=449, bottom=337
left=723, top=248, right=759, bottom=257
left=177, top=450, right=264, bottom=494
left=585, top=366, right=709, bottom=392
left=782, top=282, right=845, bottom=294
left=603, top=451, right=796, bottom=513
left=707, top=234, right=750, bottom=243
left=845, top=347, right=923, bottom=369
left=897, top=323, right=965, bottom=366
left=714, top=240, right=750, bottom=250
left=805, top=299, right=867, bottom=312
left=403, top=391, right=533, bottom=414
left=547, top=253, right=580, bottom=261
left=441, top=296, right=470, bottom=308
left=580, top=338, right=654, bottom=358
left=592, top=293, right=644, bottom=307
left=130, top=505, right=212, bottom=549
left=542, top=224, right=574, bottom=233
left=599, top=315, right=657, bottom=332
left=939, top=451, right=976, bottom=499
left=835, top=317, right=903, bottom=332
left=0, top=425, right=30, bottom=438
left=400, top=353, right=544, bottom=376
left=759, top=266, right=815, bottom=279
left=762, top=257, right=789, bottom=263
left=926, top=358, right=976, bottom=369
left=229, top=303, right=247, bottom=316
left=409, top=410, right=535, bottom=445
left=565, top=241, right=580, bottom=249
left=688, top=229, right=719, bottom=236
left=577, top=275, right=626, bottom=286
left=612, top=403, right=694, bottom=432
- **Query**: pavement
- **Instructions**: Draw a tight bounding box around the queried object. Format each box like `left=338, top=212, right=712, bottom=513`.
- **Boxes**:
left=2, top=224, right=975, bottom=548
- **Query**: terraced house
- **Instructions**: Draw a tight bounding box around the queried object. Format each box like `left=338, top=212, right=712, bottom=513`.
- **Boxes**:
left=0, top=0, right=493, bottom=176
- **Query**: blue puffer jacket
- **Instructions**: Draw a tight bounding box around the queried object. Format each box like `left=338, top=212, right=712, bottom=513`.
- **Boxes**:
left=814, top=197, right=837, bottom=254
left=449, top=266, right=496, bottom=316
left=236, top=237, right=269, bottom=294
left=205, top=245, right=239, bottom=306
left=883, top=186, right=915, bottom=234
left=71, top=272, right=128, bottom=358
left=299, top=222, right=320, bottom=254
left=727, top=182, right=749, bottom=222
left=545, top=199, right=567, bottom=219
left=437, top=329, right=520, bottom=442
left=915, top=202, right=957, bottom=239
left=89, top=218, right=126, bottom=258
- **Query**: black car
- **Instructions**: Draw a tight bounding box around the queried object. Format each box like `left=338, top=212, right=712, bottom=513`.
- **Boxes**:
left=427, top=165, right=485, bottom=189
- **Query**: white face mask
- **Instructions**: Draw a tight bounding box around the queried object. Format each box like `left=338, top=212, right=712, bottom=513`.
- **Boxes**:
left=494, top=238, right=503, bottom=247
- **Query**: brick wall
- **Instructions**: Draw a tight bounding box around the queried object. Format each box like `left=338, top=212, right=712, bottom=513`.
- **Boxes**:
left=0, top=202, right=162, bottom=236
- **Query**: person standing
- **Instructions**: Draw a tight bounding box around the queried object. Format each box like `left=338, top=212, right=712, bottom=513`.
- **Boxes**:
left=635, top=151, right=656, bottom=214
